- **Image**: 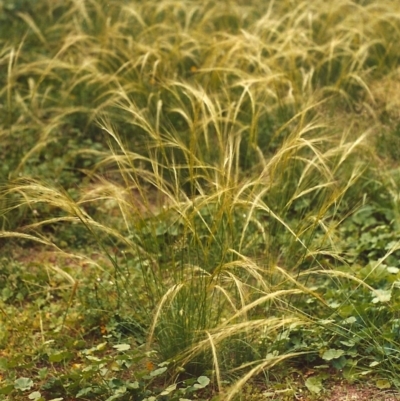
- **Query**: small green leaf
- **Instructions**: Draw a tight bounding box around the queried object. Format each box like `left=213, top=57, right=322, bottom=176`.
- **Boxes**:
left=0, top=357, right=8, bottom=370
left=96, top=342, right=108, bottom=351
left=48, top=351, right=72, bottom=363
left=86, top=355, right=102, bottom=362
left=343, top=316, right=357, bottom=325
left=332, top=355, right=347, bottom=369
left=372, top=289, right=391, bottom=303
left=150, top=367, right=167, bottom=377
left=113, top=343, right=131, bottom=351
left=126, top=381, right=139, bottom=390
left=322, top=349, right=345, bottom=361
left=196, top=376, right=210, bottom=388
left=376, top=379, right=391, bottom=389
left=76, top=387, right=93, bottom=397
left=28, top=391, right=42, bottom=400
left=14, top=377, right=34, bottom=391
left=160, top=384, right=177, bottom=395
left=105, top=385, right=127, bottom=401
left=105, top=395, right=123, bottom=401
left=319, top=319, right=335, bottom=325
left=73, top=339, right=86, bottom=349
left=305, top=377, right=323, bottom=394
left=0, top=384, right=14, bottom=395
left=108, top=378, right=124, bottom=389
left=340, top=340, right=355, bottom=347
left=38, top=368, right=48, bottom=380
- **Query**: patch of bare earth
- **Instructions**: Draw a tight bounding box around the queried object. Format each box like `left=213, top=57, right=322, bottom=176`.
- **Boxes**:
left=322, top=382, right=400, bottom=401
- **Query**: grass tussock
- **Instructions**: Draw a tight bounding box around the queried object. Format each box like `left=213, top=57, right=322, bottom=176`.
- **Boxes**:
left=2, top=0, right=400, bottom=399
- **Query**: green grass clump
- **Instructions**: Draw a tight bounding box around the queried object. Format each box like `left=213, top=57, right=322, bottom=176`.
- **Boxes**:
left=2, top=0, right=400, bottom=400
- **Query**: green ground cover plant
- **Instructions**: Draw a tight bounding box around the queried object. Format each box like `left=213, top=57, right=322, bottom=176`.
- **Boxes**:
left=2, top=0, right=400, bottom=399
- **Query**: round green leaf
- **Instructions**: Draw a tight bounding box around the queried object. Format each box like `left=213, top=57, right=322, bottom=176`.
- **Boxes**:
left=376, top=379, right=391, bottom=389
left=14, top=377, right=34, bottom=391
left=305, top=377, right=323, bottom=394
left=322, top=349, right=345, bottom=361
left=193, top=376, right=210, bottom=389
left=197, top=376, right=210, bottom=387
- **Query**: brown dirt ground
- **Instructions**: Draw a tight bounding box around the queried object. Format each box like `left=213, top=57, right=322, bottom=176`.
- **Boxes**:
left=317, top=383, right=400, bottom=401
